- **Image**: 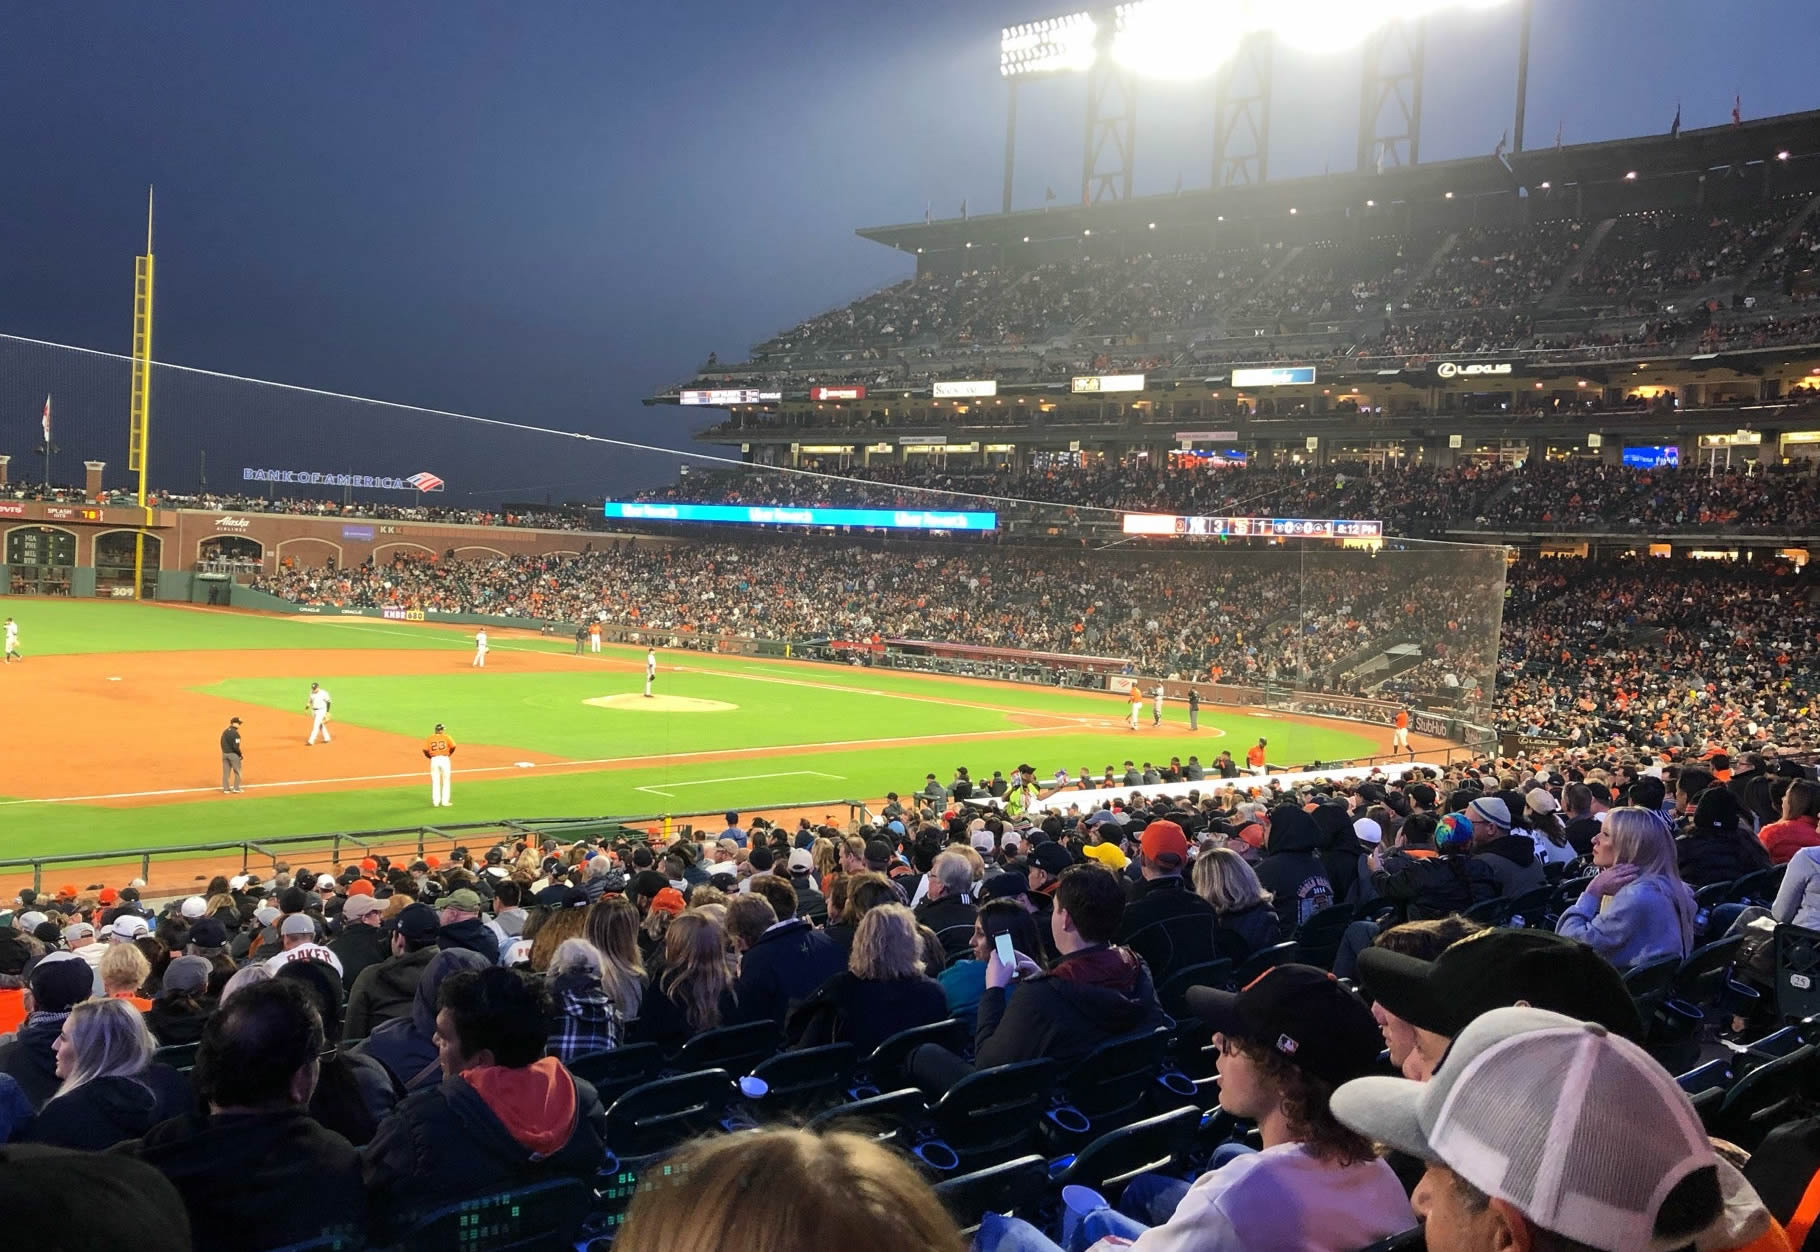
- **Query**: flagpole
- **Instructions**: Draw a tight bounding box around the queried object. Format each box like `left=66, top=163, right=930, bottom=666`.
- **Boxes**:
left=1512, top=0, right=1531, bottom=153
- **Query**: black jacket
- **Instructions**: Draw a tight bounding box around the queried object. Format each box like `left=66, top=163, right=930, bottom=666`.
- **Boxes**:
left=1372, top=848, right=1496, bottom=921
left=915, top=894, right=979, bottom=965
left=1253, top=807, right=1337, bottom=937
left=361, top=1062, right=607, bottom=1242
left=437, top=918, right=500, bottom=964
left=0, top=1012, right=65, bottom=1109
left=145, top=997, right=211, bottom=1048
left=790, top=875, right=828, bottom=926
left=973, top=945, right=1163, bottom=1071
left=117, top=1108, right=365, bottom=1252
left=1214, top=902, right=1282, bottom=963
left=1115, top=876, right=1217, bottom=983
left=1676, top=826, right=1774, bottom=887
left=787, top=971, right=950, bottom=1056
left=25, top=1068, right=193, bottom=1151
left=735, top=920, right=846, bottom=1028
left=344, top=946, right=437, bottom=1041
left=329, top=925, right=389, bottom=991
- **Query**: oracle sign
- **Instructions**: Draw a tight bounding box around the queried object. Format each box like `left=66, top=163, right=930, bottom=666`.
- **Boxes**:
left=810, top=385, right=866, bottom=401
left=1435, top=361, right=1514, bottom=379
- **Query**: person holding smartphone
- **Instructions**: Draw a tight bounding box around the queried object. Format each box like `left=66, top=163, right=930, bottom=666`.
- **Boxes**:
left=937, top=900, right=1048, bottom=1034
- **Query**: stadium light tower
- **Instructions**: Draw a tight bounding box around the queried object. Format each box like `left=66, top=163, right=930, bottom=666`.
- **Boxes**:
left=997, top=0, right=1511, bottom=209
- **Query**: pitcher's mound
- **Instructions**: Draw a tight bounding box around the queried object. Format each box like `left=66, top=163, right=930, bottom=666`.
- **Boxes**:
left=584, top=694, right=738, bottom=713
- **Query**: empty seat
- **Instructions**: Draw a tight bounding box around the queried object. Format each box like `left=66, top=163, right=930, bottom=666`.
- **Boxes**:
left=1293, top=903, right=1358, bottom=970
left=672, top=1020, right=779, bottom=1077
left=927, top=1058, right=1058, bottom=1169
left=1057, top=1027, right=1172, bottom=1131
left=1672, top=934, right=1745, bottom=1009
left=1232, top=941, right=1297, bottom=986
left=1708, top=1043, right=1818, bottom=1151
left=1156, top=960, right=1234, bottom=1020
left=856, top=1017, right=967, bottom=1091
left=153, top=1041, right=200, bottom=1072
left=807, top=1088, right=927, bottom=1149
left=566, top=1043, right=664, bottom=1107
left=1051, top=1105, right=1200, bottom=1195
left=750, top=1043, right=857, bottom=1116
left=603, top=1069, right=736, bottom=1160
left=932, top=1155, right=1049, bottom=1236
left=1775, top=925, right=1820, bottom=1025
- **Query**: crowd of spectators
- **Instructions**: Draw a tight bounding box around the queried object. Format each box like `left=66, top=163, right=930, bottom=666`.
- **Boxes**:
left=4, top=753, right=1819, bottom=1249
left=1570, top=201, right=1808, bottom=306
left=1402, top=219, right=1588, bottom=311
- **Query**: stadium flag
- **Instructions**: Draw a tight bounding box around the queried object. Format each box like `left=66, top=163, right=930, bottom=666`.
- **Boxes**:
left=1375, top=141, right=1387, bottom=175
left=40, top=395, right=50, bottom=443
left=1044, top=184, right=1056, bottom=201
left=1493, top=130, right=1507, bottom=159
left=1554, top=120, right=1563, bottom=150
left=924, top=200, right=931, bottom=225
left=1732, top=95, right=1742, bottom=127
left=1174, top=172, right=1183, bottom=196
left=1670, top=103, right=1681, bottom=137
left=405, top=471, right=444, bottom=493
left=960, top=198, right=967, bottom=220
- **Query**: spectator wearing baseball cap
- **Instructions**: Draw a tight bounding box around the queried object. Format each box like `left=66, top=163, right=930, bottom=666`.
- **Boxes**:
left=1357, top=927, right=1642, bottom=1082
left=0, top=953, right=95, bottom=1107
left=329, top=893, right=389, bottom=989
left=146, top=956, right=214, bottom=1049
left=1115, top=820, right=1217, bottom=985
left=433, top=888, right=499, bottom=965
left=786, top=847, right=827, bottom=927
left=262, top=913, right=346, bottom=985
left=1025, top=841, right=1073, bottom=930
left=1331, top=1007, right=1791, bottom=1252
left=980, top=965, right=1410, bottom=1252
left=344, top=903, right=442, bottom=1041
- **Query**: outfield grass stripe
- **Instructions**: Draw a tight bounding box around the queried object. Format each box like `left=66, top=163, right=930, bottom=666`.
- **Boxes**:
left=634, top=770, right=844, bottom=798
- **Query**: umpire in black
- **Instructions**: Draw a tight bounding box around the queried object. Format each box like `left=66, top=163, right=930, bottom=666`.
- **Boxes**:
left=220, top=717, right=244, bottom=794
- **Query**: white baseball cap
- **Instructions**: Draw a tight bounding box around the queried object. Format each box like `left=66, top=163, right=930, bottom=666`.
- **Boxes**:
left=228, top=875, right=250, bottom=892
left=109, top=915, right=150, bottom=941
left=253, top=905, right=281, bottom=926
left=970, top=830, right=996, bottom=853
left=62, top=921, right=95, bottom=943
left=341, top=894, right=386, bottom=922
left=180, top=896, right=209, bottom=919
left=786, top=848, right=814, bottom=874
left=1331, top=1006, right=1760, bottom=1252
left=1352, top=817, right=1383, bottom=846
left=17, top=911, right=47, bottom=931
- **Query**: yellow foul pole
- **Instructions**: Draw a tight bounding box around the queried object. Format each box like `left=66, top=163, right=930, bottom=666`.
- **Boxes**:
left=129, top=187, right=155, bottom=599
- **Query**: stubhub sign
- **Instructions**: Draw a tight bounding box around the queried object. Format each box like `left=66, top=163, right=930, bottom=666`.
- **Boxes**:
left=602, top=501, right=997, bottom=531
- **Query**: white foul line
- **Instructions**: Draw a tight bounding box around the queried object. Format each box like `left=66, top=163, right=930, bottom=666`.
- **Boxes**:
left=634, top=771, right=844, bottom=799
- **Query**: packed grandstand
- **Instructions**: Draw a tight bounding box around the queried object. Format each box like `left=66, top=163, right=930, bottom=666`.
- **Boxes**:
left=12, top=73, right=1820, bottom=1252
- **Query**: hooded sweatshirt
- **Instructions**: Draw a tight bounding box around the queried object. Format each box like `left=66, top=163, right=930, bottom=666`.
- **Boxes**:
left=361, top=1057, right=607, bottom=1240
left=1253, top=807, right=1335, bottom=937
left=25, top=1068, right=193, bottom=1152
left=352, top=948, right=490, bottom=1092
left=973, top=944, right=1163, bottom=1071
left=1473, top=832, right=1547, bottom=899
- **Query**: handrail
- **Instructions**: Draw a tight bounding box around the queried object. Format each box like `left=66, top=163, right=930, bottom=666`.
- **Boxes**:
left=0, top=801, right=867, bottom=894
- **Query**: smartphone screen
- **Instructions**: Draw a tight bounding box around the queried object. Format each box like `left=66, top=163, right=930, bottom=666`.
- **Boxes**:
left=993, top=931, right=1017, bottom=970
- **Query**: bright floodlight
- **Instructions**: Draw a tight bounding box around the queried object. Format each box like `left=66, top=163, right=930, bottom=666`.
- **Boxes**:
left=1110, top=0, right=1243, bottom=81
left=1000, top=11, right=1098, bottom=76
left=1004, top=0, right=1507, bottom=78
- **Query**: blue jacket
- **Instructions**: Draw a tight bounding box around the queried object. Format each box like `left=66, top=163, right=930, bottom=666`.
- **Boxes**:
left=1556, top=874, right=1695, bottom=970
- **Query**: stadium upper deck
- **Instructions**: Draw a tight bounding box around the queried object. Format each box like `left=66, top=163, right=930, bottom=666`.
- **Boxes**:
left=649, top=111, right=1820, bottom=469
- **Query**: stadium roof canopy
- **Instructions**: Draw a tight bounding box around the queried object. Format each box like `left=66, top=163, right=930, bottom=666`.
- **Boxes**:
left=856, top=109, right=1820, bottom=256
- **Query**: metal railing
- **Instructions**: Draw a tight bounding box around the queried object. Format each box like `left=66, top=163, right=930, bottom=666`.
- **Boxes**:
left=0, top=800, right=867, bottom=894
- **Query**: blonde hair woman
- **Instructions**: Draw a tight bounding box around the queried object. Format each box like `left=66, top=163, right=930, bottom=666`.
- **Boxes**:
left=788, top=904, right=948, bottom=1055
left=1556, top=806, right=1696, bottom=970
left=1192, top=847, right=1280, bottom=962
left=629, top=911, right=738, bottom=1050
left=100, top=943, right=154, bottom=1010
left=28, top=998, right=190, bottom=1151
left=616, top=1126, right=964, bottom=1252
left=584, top=896, right=647, bottom=1021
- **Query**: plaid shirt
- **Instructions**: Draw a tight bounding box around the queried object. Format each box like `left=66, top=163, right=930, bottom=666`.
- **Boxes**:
left=547, top=971, right=622, bottom=1063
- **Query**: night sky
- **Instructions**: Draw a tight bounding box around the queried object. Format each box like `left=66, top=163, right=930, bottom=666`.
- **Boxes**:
left=0, top=1, right=1815, bottom=500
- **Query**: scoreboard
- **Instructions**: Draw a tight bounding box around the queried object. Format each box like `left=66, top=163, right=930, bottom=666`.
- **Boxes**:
left=5, top=526, right=77, bottom=568
left=1122, top=514, right=1383, bottom=538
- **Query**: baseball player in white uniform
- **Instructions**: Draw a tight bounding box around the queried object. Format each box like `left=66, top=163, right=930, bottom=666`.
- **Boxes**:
left=3, top=617, right=18, bottom=663
left=473, top=629, right=489, bottom=668
left=644, top=647, right=656, bottom=698
left=306, top=682, right=333, bottom=744
left=1152, top=683, right=1164, bottom=727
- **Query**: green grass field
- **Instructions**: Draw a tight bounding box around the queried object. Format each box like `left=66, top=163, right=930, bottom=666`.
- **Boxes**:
left=0, top=599, right=1383, bottom=857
